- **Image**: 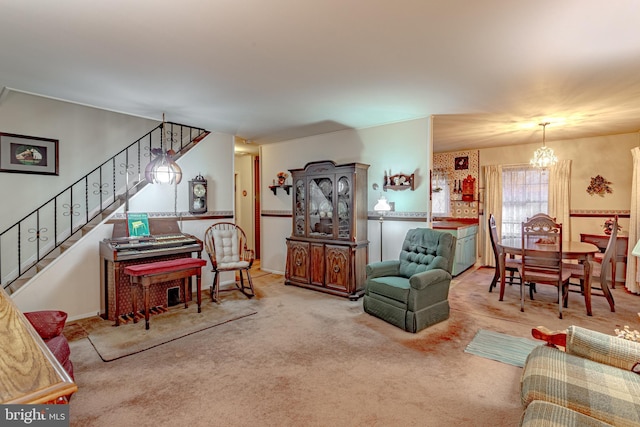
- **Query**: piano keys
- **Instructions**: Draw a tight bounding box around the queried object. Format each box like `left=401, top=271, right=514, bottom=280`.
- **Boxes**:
left=99, top=218, right=204, bottom=325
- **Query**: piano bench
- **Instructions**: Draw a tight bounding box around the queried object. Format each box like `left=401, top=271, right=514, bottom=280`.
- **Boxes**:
left=124, top=258, right=207, bottom=330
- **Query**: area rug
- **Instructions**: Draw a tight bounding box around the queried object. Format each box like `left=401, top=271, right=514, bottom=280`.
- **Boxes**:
left=464, top=329, right=543, bottom=368
left=87, top=300, right=257, bottom=361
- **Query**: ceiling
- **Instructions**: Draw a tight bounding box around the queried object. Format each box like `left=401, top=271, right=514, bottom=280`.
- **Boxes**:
left=2, top=1, right=640, bottom=155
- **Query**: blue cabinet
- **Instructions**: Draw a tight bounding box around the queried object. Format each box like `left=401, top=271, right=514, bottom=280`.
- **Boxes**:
left=438, top=225, right=478, bottom=276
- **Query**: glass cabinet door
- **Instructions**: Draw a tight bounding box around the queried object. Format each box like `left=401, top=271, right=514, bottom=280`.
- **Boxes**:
left=337, top=176, right=351, bottom=239
left=308, top=176, right=334, bottom=237
left=294, top=178, right=305, bottom=236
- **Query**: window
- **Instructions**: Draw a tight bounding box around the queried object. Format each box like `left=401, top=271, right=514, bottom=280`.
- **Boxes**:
left=431, top=169, right=450, bottom=217
left=502, top=165, right=549, bottom=240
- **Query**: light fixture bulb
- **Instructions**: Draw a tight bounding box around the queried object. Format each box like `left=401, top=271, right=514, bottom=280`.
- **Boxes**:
left=530, top=122, right=558, bottom=168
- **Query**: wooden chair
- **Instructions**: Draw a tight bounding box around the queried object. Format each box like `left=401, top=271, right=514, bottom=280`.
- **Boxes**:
left=518, top=215, right=571, bottom=319
left=204, top=222, right=255, bottom=303
left=488, top=214, right=525, bottom=294
left=565, top=216, right=617, bottom=313
left=527, top=213, right=556, bottom=222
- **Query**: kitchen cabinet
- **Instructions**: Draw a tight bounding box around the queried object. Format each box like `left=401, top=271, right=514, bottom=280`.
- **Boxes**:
left=433, top=222, right=478, bottom=276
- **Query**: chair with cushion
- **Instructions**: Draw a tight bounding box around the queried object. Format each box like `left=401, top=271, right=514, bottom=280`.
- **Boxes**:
left=521, top=325, right=640, bottom=426
left=204, top=222, right=255, bottom=303
left=24, top=310, right=74, bottom=381
left=364, top=227, right=456, bottom=333
left=518, top=215, right=570, bottom=319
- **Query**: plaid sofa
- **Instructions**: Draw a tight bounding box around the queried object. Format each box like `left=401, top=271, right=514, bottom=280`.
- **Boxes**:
left=520, top=325, right=640, bottom=426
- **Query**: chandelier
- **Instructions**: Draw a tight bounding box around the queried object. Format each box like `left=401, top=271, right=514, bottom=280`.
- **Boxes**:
left=530, top=122, right=557, bottom=168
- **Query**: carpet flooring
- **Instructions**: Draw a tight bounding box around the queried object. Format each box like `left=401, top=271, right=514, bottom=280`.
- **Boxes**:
left=87, top=300, right=258, bottom=361
left=63, top=265, right=640, bottom=426
left=464, top=329, right=543, bottom=367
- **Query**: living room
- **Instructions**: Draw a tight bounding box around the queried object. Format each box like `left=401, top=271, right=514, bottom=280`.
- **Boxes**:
left=3, top=1, right=640, bottom=424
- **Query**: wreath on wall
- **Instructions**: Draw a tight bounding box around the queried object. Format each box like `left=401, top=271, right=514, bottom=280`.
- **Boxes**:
left=586, top=175, right=613, bottom=197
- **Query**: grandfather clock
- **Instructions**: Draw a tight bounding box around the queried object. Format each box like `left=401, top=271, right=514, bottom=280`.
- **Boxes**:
left=189, top=174, right=207, bottom=214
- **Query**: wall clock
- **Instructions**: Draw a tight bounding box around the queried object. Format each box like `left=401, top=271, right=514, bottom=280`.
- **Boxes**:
left=189, top=174, right=207, bottom=214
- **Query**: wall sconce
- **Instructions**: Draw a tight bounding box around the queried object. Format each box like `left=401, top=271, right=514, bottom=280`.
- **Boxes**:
left=374, top=195, right=392, bottom=261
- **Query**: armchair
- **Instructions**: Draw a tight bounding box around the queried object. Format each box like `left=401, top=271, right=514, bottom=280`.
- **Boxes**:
left=364, top=228, right=456, bottom=333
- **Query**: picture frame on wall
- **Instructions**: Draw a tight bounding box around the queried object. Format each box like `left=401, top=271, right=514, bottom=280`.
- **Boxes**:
left=0, top=132, right=59, bottom=175
left=454, top=156, right=468, bottom=170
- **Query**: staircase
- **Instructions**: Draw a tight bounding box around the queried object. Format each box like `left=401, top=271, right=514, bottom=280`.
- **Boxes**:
left=0, top=122, right=209, bottom=295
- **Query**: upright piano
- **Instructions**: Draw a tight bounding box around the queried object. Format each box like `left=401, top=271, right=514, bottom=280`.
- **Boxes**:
left=99, top=218, right=204, bottom=325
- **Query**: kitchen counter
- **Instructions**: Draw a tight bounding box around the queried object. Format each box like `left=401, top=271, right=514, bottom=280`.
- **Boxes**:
left=431, top=219, right=479, bottom=230
left=431, top=219, right=479, bottom=276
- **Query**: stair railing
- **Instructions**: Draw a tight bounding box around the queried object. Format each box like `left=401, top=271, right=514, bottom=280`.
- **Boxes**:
left=0, top=121, right=209, bottom=292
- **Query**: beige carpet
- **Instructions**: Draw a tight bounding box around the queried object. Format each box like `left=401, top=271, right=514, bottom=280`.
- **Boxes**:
left=87, top=300, right=258, bottom=361
left=64, top=266, right=640, bottom=426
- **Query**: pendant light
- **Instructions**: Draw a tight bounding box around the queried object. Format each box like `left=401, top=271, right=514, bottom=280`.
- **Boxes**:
left=145, top=114, right=183, bottom=185
left=530, top=122, right=558, bottom=168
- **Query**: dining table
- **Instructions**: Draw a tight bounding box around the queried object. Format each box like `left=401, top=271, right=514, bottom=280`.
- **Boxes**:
left=497, top=238, right=601, bottom=316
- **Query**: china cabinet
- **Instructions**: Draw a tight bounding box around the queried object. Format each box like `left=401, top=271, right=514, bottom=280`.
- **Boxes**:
left=285, top=160, right=369, bottom=299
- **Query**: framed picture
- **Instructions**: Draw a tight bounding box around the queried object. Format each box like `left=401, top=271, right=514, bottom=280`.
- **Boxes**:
left=454, top=156, right=469, bottom=170
left=0, top=132, right=59, bottom=175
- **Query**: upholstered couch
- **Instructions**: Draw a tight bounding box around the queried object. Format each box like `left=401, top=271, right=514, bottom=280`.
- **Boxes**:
left=24, top=310, right=74, bottom=380
left=363, top=228, right=456, bottom=333
left=520, top=325, right=640, bottom=426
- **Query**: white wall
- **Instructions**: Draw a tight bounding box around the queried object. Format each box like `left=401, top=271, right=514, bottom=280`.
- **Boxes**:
left=260, top=118, right=432, bottom=274
left=0, top=90, right=159, bottom=231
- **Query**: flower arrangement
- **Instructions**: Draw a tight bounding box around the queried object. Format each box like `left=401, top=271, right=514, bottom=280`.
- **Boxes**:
left=277, top=171, right=288, bottom=185
left=602, top=218, right=622, bottom=235
left=586, top=175, right=613, bottom=197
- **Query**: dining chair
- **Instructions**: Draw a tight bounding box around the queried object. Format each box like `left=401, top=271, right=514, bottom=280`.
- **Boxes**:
left=527, top=213, right=557, bottom=222
left=488, top=214, right=526, bottom=294
left=518, top=215, right=571, bottom=319
left=565, top=216, right=617, bottom=313
left=204, top=222, right=255, bottom=303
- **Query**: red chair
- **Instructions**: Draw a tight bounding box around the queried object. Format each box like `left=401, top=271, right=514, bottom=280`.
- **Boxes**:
left=24, top=310, right=74, bottom=380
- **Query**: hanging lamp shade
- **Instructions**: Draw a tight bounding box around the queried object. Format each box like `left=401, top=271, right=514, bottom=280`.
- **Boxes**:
left=530, top=122, right=558, bottom=168
left=145, top=148, right=182, bottom=184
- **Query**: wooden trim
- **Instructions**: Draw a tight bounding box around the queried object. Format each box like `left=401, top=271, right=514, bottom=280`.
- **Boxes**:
left=261, top=212, right=292, bottom=218
left=570, top=213, right=630, bottom=218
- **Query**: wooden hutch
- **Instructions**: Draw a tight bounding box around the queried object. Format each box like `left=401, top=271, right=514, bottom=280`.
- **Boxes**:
left=285, top=160, right=369, bottom=300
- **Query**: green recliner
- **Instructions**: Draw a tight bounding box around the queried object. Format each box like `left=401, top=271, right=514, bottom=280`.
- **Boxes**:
left=364, top=228, right=456, bottom=333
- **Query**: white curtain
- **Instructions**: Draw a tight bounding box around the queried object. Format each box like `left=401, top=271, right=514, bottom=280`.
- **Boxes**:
left=548, top=159, right=571, bottom=241
left=626, top=147, right=640, bottom=294
left=431, top=169, right=450, bottom=217
left=501, top=165, right=548, bottom=240
left=482, top=165, right=502, bottom=267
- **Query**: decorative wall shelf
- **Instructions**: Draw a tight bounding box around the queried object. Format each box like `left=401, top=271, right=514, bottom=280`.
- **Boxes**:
left=269, top=184, right=292, bottom=195
left=383, top=173, right=415, bottom=191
